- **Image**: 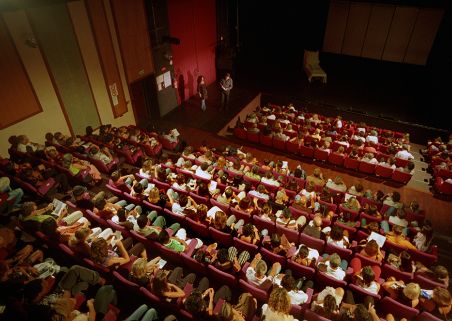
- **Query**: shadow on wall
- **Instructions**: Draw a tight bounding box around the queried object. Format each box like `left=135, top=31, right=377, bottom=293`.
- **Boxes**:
left=187, top=70, right=194, bottom=98
left=178, top=73, right=185, bottom=104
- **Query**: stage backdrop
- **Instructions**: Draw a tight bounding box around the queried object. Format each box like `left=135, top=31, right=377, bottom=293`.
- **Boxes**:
left=168, top=0, right=216, bottom=101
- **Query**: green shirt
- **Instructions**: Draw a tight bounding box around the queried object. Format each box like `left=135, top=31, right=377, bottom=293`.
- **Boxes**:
left=164, top=238, right=185, bottom=253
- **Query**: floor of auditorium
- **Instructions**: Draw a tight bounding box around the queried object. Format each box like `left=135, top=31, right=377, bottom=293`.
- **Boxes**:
left=156, top=83, right=452, bottom=277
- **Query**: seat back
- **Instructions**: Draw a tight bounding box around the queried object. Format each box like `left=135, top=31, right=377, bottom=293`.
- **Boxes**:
left=273, top=138, right=286, bottom=151
left=358, top=161, right=376, bottom=174
left=260, top=247, right=287, bottom=268
left=238, top=279, right=269, bottom=303
left=252, top=215, right=276, bottom=235
left=348, top=283, right=381, bottom=300
left=207, top=264, right=238, bottom=286
left=299, top=233, right=325, bottom=252
left=414, top=273, right=446, bottom=289
left=314, top=148, right=329, bottom=161
left=287, top=259, right=316, bottom=279
left=185, top=217, right=210, bottom=239
left=328, top=153, right=345, bottom=166
left=233, top=237, right=259, bottom=256
left=324, top=242, right=353, bottom=260
left=260, top=135, right=273, bottom=147
left=315, top=271, right=347, bottom=288
left=408, top=248, right=438, bottom=266
left=233, top=127, right=248, bottom=140
left=379, top=296, right=419, bottom=320
left=286, top=141, right=299, bottom=154
left=391, top=170, right=412, bottom=184
left=247, top=131, right=260, bottom=143
left=208, top=227, right=233, bottom=247
left=382, top=263, right=413, bottom=283
left=181, top=252, right=208, bottom=276
left=300, top=145, right=315, bottom=158
left=304, top=309, right=334, bottom=321
left=338, top=205, right=360, bottom=221
left=375, top=165, right=394, bottom=178
left=210, top=198, right=230, bottom=214
left=343, top=157, right=359, bottom=170
left=415, top=312, right=444, bottom=321
left=230, top=207, right=252, bottom=223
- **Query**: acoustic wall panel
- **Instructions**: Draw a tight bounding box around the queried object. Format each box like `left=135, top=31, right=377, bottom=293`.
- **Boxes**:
left=27, top=3, right=100, bottom=135
left=382, top=6, right=418, bottom=63
left=341, top=2, right=372, bottom=56
left=0, top=17, right=42, bottom=129
left=322, top=0, right=349, bottom=54
left=404, top=8, right=444, bottom=65
left=361, top=4, right=394, bottom=60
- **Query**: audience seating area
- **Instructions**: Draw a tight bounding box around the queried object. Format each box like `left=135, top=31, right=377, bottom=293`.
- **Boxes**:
left=0, top=124, right=449, bottom=321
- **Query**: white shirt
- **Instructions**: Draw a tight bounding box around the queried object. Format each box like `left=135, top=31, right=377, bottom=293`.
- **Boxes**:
left=322, top=261, right=345, bottom=280
left=395, top=150, right=414, bottom=160
left=172, top=203, right=185, bottom=215
left=326, top=236, right=349, bottom=249
left=388, top=216, right=408, bottom=227
left=366, top=135, right=379, bottom=144
left=248, top=190, right=269, bottom=200
left=207, top=206, right=222, bottom=219
left=261, top=177, right=280, bottom=187
left=261, top=304, right=298, bottom=321
left=246, top=266, right=272, bottom=286
left=336, top=120, right=343, bottom=129
left=360, top=281, right=379, bottom=294
left=195, top=167, right=212, bottom=180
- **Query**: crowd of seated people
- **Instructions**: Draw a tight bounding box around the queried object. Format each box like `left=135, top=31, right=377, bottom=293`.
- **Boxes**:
left=421, top=135, right=452, bottom=196
left=1, top=126, right=451, bottom=321
left=235, top=103, right=416, bottom=183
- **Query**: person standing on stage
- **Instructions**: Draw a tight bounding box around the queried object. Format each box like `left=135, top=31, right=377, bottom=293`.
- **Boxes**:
left=219, top=72, right=233, bottom=110
left=197, top=75, right=208, bottom=112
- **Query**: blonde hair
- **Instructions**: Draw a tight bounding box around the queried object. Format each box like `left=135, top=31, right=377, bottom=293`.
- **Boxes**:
left=268, top=287, right=291, bottom=314
left=131, top=258, right=147, bottom=279
left=403, top=283, right=421, bottom=300
left=148, top=187, right=160, bottom=203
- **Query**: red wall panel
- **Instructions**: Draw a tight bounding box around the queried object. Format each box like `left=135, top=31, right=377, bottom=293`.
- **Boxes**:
left=168, top=0, right=216, bottom=101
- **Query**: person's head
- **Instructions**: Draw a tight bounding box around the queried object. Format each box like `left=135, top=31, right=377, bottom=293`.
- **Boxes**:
left=330, top=225, right=344, bottom=241
left=255, top=260, right=267, bottom=278
left=111, top=170, right=121, bottom=182
left=152, top=270, right=169, bottom=295
left=242, top=223, right=255, bottom=237
left=270, top=233, right=281, bottom=248
left=281, top=274, right=297, bottom=292
left=148, top=187, right=160, bottom=203
left=329, top=253, right=341, bottom=269
left=21, top=201, right=37, bottom=217
left=200, top=162, right=209, bottom=171
left=224, top=187, right=233, bottom=198
left=91, top=238, right=108, bottom=263
left=298, top=245, right=309, bottom=259
left=433, top=287, right=452, bottom=308
left=179, top=194, right=188, bottom=207
left=268, top=287, right=291, bottom=314
left=257, top=184, right=266, bottom=194
left=361, top=266, right=375, bottom=286
left=433, top=265, right=449, bottom=280
left=131, top=258, right=147, bottom=279
left=364, top=240, right=379, bottom=257
left=234, top=292, right=256, bottom=320
left=117, top=208, right=127, bottom=222
left=94, top=198, right=107, bottom=211
left=313, top=215, right=323, bottom=228
left=403, top=283, right=421, bottom=301
left=41, top=217, right=57, bottom=235
left=185, top=289, right=206, bottom=314
left=238, top=197, right=251, bottom=210
left=217, top=248, right=229, bottom=264
left=225, top=72, right=230, bottom=80
left=392, top=191, right=401, bottom=202
left=392, top=224, right=404, bottom=236
left=132, top=182, right=143, bottom=194
left=74, top=227, right=90, bottom=243
left=137, top=215, right=149, bottom=229
left=158, top=229, right=170, bottom=245
left=323, top=294, right=338, bottom=316
left=354, top=304, right=371, bottom=321
left=313, top=168, right=322, bottom=178
left=213, top=211, right=227, bottom=230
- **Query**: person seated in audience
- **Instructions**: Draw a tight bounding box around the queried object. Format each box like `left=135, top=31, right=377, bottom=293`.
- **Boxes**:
left=291, top=195, right=312, bottom=213
left=235, top=196, right=256, bottom=215
left=275, top=207, right=306, bottom=231
left=326, top=176, right=347, bottom=193
left=219, top=292, right=257, bottom=321
left=421, top=287, right=452, bottom=320
left=262, top=233, right=294, bottom=256
left=337, top=211, right=359, bottom=228
left=386, top=225, right=417, bottom=250
left=216, top=186, right=239, bottom=205
left=166, top=191, right=192, bottom=215
left=90, top=237, right=131, bottom=268
left=341, top=195, right=361, bottom=212
left=395, top=144, right=414, bottom=160
left=289, top=131, right=305, bottom=146
left=318, top=253, right=347, bottom=281
left=245, top=253, right=281, bottom=288
left=352, top=130, right=366, bottom=144
left=16, top=135, right=45, bottom=154
left=306, top=167, right=325, bottom=187
left=291, top=244, right=319, bottom=268
left=382, top=190, right=404, bottom=211
left=62, top=153, right=102, bottom=184
left=311, top=292, right=341, bottom=320
left=67, top=226, right=92, bottom=258
left=351, top=263, right=381, bottom=296
left=361, top=152, right=378, bottom=164
left=260, top=172, right=280, bottom=187
left=185, top=286, right=233, bottom=317
left=195, top=162, right=213, bottom=180
left=88, top=145, right=114, bottom=165
left=274, top=189, right=289, bottom=208
left=303, top=215, right=323, bottom=239
left=135, top=211, right=181, bottom=239
left=379, top=156, right=397, bottom=169
left=365, top=130, right=379, bottom=145
left=261, top=287, right=299, bottom=321
left=319, top=141, right=332, bottom=154
left=333, top=146, right=346, bottom=157
left=325, top=225, right=350, bottom=249
left=357, top=239, right=383, bottom=263
left=337, top=135, right=350, bottom=149
left=238, top=223, right=261, bottom=245
left=109, top=171, right=135, bottom=192
left=415, top=264, right=449, bottom=288
left=244, top=165, right=261, bottom=180
left=151, top=268, right=192, bottom=300
left=412, top=223, right=433, bottom=252
left=363, top=141, right=378, bottom=154
left=248, top=184, right=270, bottom=201
left=382, top=279, right=421, bottom=308
left=158, top=228, right=189, bottom=253
left=348, top=147, right=360, bottom=160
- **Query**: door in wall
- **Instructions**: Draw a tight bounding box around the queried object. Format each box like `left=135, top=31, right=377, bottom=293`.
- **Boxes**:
left=129, top=75, right=159, bottom=129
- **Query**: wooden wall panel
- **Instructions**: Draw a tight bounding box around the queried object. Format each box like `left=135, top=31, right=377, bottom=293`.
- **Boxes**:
left=341, top=2, right=372, bottom=56
left=404, top=8, right=444, bottom=65
left=362, top=4, right=394, bottom=60
left=84, top=0, right=127, bottom=117
left=382, top=6, right=418, bottom=63
left=0, top=17, right=42, bottom=129
left=322, top=0, right=349, bottom=54
left=110, top=0, right=154, bottom=84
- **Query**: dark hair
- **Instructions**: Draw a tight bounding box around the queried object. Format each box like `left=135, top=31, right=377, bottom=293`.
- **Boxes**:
left=152, top=270, right=169, bottom=295
left=137, top=215, right=149, bottom=229
left=179, top=194, right=189, bottom=207
left=41, top=217, right=57, bottom=235
left=330, top=225, right=344, bottom=242
left=158, top=229, right=170, bottom=244
left=238, top=197, right=251, bottom=210
left=111, top=171, right=120, bottom=182
left=270, top=233, right=281, bottom=248
left=217, top=248, right=229, bottom=264
left=242, top=224, right=254, bottom=237
left=323, top=294, right=337, bottom=317
left=298, top=245, right=309, bottom=258
left=117, top=208, right=127, bottom=222
left=281, top=275, right=296, bottom=292
left=133, top=183, right=143, bottom=194
left=185, top=289, right=206, bottom=314
left=392, top=191, right=401, bottom=202
left=361, top=266, right=375, bottom=286
left=354, top=304, right=371, bottom=321
left=94, top=199, right=107, bottom=211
